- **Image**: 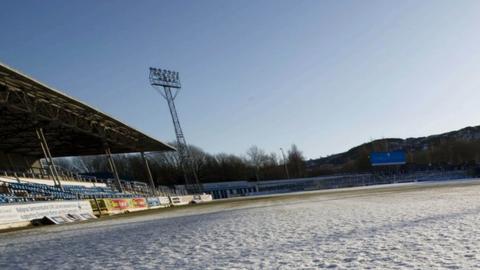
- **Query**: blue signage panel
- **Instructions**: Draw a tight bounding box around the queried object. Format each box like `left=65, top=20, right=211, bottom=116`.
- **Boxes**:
left=370, top=151, right=406, bottom=166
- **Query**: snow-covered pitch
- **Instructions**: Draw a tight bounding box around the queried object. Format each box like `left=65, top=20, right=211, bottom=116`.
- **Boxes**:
left=1, top=180, right=480, bottom=269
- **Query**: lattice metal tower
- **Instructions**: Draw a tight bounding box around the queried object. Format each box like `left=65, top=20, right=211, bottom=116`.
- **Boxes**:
left=149, top=67, right=202, bottom=193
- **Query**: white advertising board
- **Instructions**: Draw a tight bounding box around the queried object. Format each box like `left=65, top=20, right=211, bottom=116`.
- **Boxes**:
left=169, top=195, right=194, bottom=206
left=199, top=194, right=213, bottom=202
left=0, top=200, right=94, bottom=229
left=158, top=196, right=172, bottom=205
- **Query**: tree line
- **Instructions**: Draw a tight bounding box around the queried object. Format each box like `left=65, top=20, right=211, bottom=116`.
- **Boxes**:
left=54, top=144, right=307, bottom=186
left=54, top=137, right=480, bottom=186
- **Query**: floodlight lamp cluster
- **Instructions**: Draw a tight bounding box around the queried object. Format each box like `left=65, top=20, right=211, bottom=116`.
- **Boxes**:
left=149, top=67, right=181, bottom=88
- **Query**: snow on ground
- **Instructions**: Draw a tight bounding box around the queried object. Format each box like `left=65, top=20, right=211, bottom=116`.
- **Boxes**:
left=2, top=180, right=480, bottom=269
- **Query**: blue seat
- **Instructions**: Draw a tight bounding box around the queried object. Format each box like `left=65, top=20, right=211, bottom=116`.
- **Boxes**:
left=0, top=180, right=135, bottom=204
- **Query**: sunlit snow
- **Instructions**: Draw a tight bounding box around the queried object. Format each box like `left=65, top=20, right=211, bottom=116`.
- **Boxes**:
left=1, top=180, right=480, bottom=269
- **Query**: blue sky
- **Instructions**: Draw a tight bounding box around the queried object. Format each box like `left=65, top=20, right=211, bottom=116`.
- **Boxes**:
left=1, top=0, right=480, bottom=159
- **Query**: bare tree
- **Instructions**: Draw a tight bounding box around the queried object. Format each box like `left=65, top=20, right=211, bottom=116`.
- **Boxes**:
left=52, top=143, right=308, bottom=185
left=266, top=152, right=279, bottom=167
left=246, top=145, right=268, bottom=181
left=188, top=145, right=209, bottom=179
left=287, top=144, right=306, bottom=178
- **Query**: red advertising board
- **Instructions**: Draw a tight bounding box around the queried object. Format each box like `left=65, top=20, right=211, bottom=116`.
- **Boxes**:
left=131, top=198, right=147, bottom=209
left=110, top=199, right=129, bottom=210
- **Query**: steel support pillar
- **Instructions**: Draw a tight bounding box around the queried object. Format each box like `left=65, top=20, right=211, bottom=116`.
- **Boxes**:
left=6, top=154, right=19, bottom=182
left=38, top=159, right=46, bottom=178
left=141, top=152, right=156, bottom=196
left=6, top=154, right=16, bottom=172
left=23, top=156, right=33, bottom=175
left=104, top=145, right=124, bottom=193
left=35, top=127, right=62, bottom=189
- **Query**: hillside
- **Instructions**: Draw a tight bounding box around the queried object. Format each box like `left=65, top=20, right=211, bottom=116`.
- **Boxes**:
left=307, top=126, right=480, bottom=174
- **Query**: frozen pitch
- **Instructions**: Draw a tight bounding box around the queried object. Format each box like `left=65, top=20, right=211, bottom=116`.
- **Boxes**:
left=2, top=180, right=480, bottom=269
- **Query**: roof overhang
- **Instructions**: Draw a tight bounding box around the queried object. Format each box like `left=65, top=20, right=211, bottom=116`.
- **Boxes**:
left=0, top=62, right=175, bottom=157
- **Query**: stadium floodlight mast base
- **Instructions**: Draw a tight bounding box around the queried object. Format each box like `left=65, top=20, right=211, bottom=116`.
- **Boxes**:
left=149, top=67, right=202, bottom=194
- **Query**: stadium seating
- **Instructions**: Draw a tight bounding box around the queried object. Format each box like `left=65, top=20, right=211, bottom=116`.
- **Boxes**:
left=0, top=180, right=136, bottom=204
left=0, top=193, right=26, bottom=203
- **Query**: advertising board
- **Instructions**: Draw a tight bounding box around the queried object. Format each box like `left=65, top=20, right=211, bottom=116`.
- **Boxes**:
left=370, top=151, right=406, bottom=166
left=0, top=200, right=94, bottom=229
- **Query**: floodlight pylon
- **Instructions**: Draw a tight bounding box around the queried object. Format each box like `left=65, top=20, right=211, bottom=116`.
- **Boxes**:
left=149, top=67, right=202, bottom=194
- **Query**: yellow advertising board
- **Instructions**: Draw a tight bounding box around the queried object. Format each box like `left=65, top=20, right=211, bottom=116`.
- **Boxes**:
left=89, top=197, right=148, bottom=216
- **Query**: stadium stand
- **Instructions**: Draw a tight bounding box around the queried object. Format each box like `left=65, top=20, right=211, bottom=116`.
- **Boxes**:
left=201, top=170, right=471, bottom=199
left=0, top=62, right=214, bottom=229
left=0, top=177, right=137, bottom=204
left=0, top=62, right=175, bottom=199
